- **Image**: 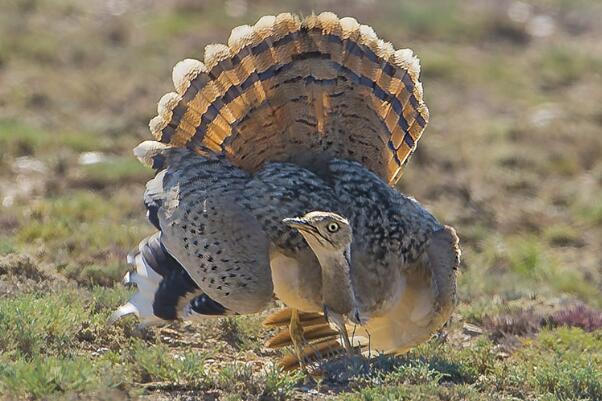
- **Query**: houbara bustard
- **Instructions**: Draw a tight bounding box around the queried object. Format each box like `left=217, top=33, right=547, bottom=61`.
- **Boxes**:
left=270, top=211, right=458, bottom=369
left=110, top=12, right=460, bottom=369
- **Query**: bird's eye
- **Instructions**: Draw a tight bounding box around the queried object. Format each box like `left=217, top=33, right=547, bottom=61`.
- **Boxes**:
left=327, top=222, right=339, bottom=232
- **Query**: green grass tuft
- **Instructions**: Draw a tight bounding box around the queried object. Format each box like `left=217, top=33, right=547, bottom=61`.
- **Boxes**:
left=537, top=46, right=602, bottom=90
left=0, top=291, right=89, bottom=358
left=127, top=339, right=210, bottom=386
left=79, top=157, right=150, bottom=188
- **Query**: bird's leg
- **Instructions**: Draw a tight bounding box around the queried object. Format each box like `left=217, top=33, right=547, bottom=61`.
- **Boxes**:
left=289, top=308, right=307, bottom=369
left=324, top=306, right=353, bottom=352
left=366, top=328, right=372, bottom=358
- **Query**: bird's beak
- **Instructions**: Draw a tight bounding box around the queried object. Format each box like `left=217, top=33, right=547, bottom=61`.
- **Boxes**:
left=282, top=217, right=310, bottom=231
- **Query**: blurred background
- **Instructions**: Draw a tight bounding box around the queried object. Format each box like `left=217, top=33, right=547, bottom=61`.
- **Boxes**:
left=0, top=0, right=601, bottom=399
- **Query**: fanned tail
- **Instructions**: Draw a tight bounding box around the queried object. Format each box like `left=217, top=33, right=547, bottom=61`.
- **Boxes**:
left=148, top=12, right=428, bottom=185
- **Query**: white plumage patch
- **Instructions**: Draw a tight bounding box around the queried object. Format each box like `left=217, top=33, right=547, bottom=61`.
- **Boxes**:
left=108, top=244, right=163, bottom=325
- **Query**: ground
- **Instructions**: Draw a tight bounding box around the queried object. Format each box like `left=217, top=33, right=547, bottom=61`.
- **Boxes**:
left=0, top=0, right=601, bottom=400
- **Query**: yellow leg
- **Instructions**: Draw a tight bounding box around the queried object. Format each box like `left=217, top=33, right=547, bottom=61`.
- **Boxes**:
left=289, top=308, right=307, bottom=369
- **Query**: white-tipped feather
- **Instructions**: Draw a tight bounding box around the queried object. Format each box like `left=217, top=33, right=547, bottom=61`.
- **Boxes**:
left=157, top=92, right=181, bottom=119
left=133, top=253, right=162, bottom=286
left=228, top=24, right=255, bottom=52
left=109, top=240, right=164, bottom=325
left=274, top=12, right=301, bottom=37
left=108, top=302, right=140, bottom=324
left=108, top=281, right=162, bottom=325
left=359, top=24, right=378, bottom=46
left=339, top=17, right=360, bottom=39
left=172, top=58, right=204, bottom=95
left=133, top=140, right=168, bottom=167
left=317, top=11, right=340, bottom=33
left=203, top=43, right=231, bottom=70
left=148, top=115, right=168, bottom=140
left=377, top=40, right=395, bottom=59
left=254, top=15, right=276, bottom=38
left=395, top=48, right=420, bottom=79
left=414, top=82, right=425, bottom=105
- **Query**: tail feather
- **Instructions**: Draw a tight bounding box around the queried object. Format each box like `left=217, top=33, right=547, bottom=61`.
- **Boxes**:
left=147, top=12, right=428, bottom=185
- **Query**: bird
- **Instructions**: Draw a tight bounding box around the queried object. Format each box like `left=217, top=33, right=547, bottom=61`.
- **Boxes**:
left=267, top=209, right=459, bottom=369
left=108, top=11, right=458, bottom=368
left=282, top=212, right=357, bottom=353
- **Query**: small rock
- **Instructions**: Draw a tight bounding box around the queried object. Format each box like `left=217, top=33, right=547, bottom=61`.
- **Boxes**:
left=14, top=156, right=47, bottom=174
left=527, top=15, right=555, bottom=38
left=78, top=151, right=108, bottom=165
left=508, top=1, right=531, bottom=23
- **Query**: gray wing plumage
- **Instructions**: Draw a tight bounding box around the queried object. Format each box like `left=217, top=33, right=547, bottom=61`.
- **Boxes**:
left=241, top=162, right=339, bottom=256
left=117, top=145, right=341, bottom=320
left=240, top=162, right=341, bottom=313
left=142, top=148, right=274, bottom=314
left=326, top=159, right=442, bottom=315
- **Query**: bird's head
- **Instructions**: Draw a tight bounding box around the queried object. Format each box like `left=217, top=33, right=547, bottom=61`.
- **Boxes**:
left=283, top=211, right=352, bottom=254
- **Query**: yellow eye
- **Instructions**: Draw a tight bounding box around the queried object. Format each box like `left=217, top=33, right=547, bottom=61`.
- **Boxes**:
left=327, top=222, right=339, bottom=233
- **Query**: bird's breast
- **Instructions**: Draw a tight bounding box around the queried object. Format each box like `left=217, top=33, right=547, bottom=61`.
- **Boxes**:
left=270, top=249, right=322, bottom=313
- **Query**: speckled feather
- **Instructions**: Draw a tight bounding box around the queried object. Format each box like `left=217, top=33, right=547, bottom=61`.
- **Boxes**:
left=130, top=144, right=444, bottom=321
left=328, top=159, right=439, bottom=265
left=144, top=149, right=274, bottom=314
left=326, top=159, right=442, bottom=315
left=241, top=162, right=339, bottom=254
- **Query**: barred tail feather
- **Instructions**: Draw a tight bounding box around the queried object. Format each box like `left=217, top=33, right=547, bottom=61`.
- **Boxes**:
left=147, top=12, right=428, bottom=185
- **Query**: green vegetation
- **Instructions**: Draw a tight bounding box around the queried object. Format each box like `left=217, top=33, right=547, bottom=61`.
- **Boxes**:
left=0, top=286, right=302, bottom=400
left=1, top=0, right=600, bottom=399
left=0, top=120, right=112, bottom=158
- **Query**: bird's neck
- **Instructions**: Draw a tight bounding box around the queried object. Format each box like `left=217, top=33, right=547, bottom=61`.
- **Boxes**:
left=314, top=245, right=356, bottom=317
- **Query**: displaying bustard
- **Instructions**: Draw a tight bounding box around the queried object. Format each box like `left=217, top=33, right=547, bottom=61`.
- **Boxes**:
left=270, top=210, right=459, bottom=369
left=110, top=12, right=460, bottom=369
